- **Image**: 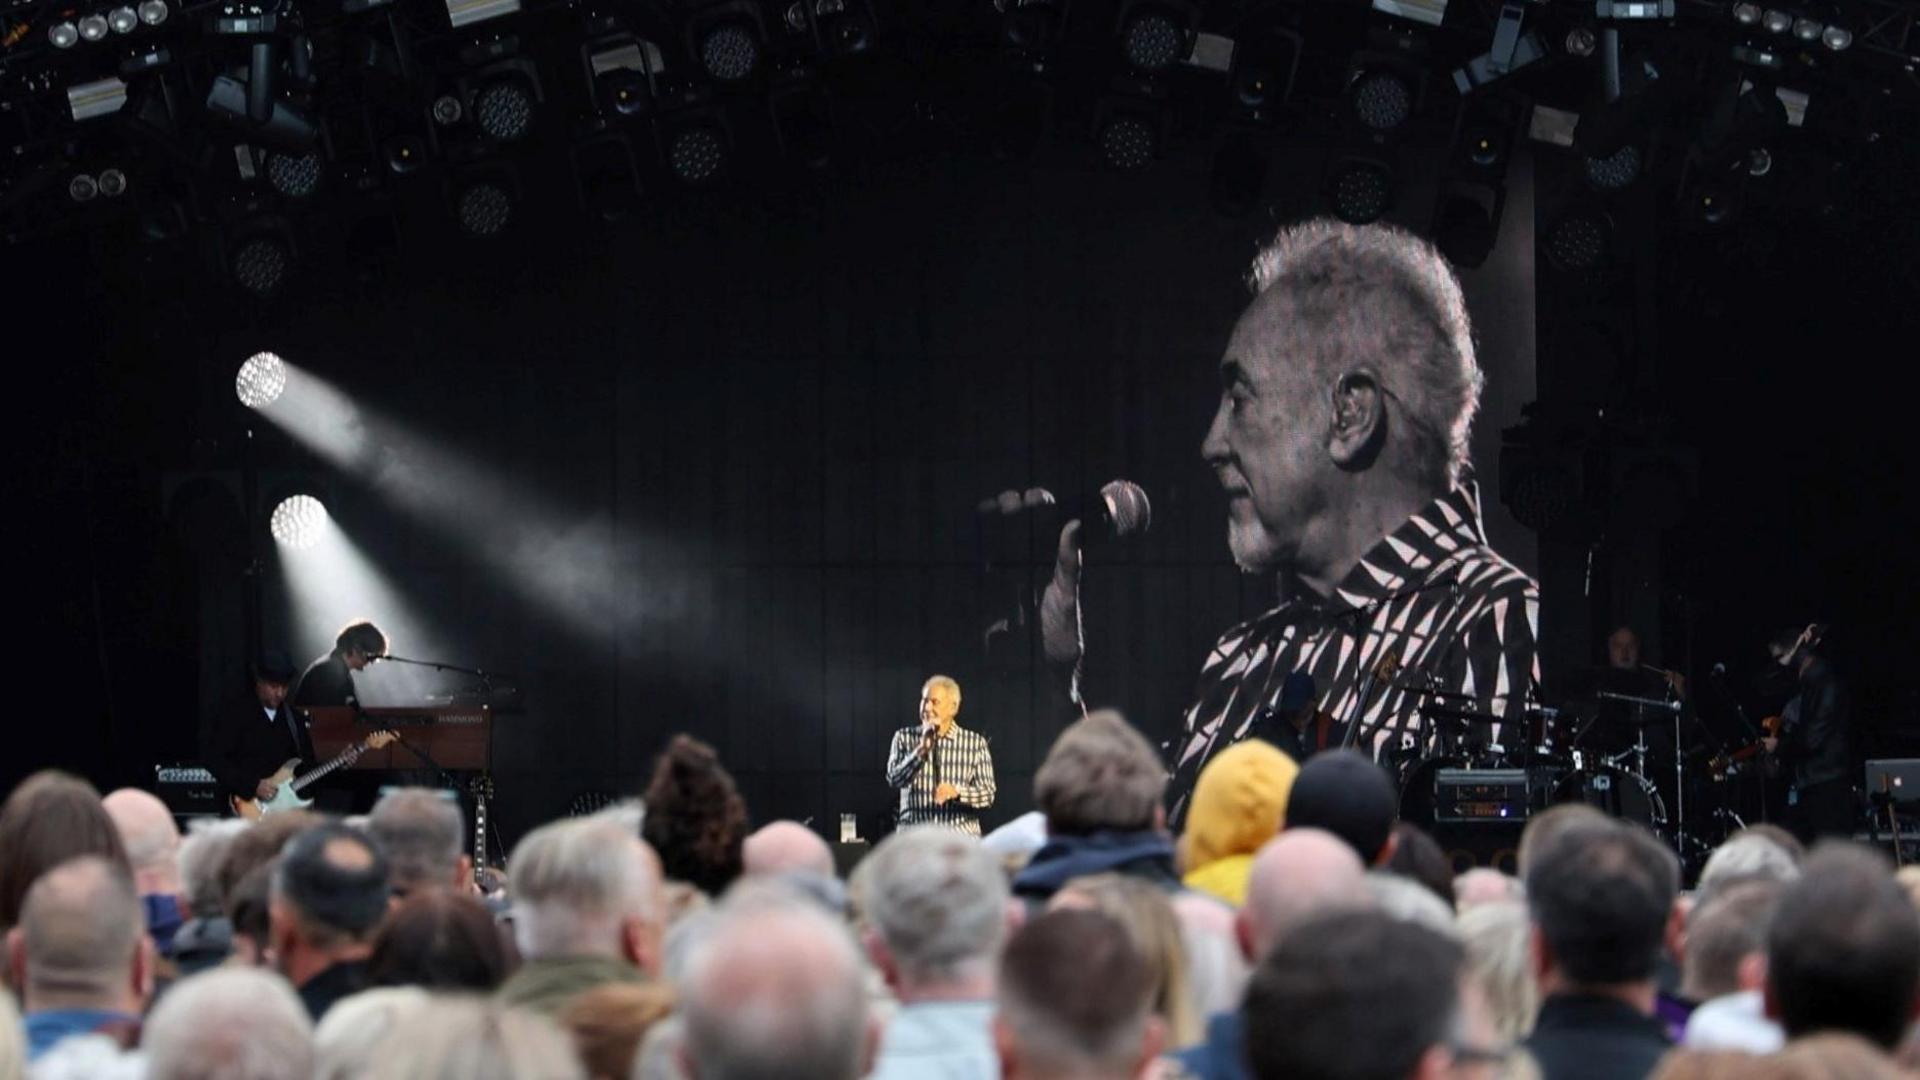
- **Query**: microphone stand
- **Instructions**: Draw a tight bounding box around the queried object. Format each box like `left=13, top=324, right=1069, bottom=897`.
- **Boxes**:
left=376, top=654, right=498, bottom=695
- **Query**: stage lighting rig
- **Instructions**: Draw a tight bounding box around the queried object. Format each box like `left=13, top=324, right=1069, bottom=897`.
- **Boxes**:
left=686, top=2, right=768, bottom=85
left=236, top=351, right=287, bottom=408
left=1113, top=0, right=1198, bottom=75
left=269, top=492, right=328, bottom=548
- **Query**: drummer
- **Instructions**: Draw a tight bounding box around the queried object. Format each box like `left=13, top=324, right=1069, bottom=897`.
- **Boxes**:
left=1566, top=626, right=1685, bottom=754
left=1252, top=671, right=1345, bottom=764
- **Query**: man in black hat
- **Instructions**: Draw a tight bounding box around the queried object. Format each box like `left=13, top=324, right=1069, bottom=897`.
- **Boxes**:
left=1282, top=749, right=1401, bottom=865
left=205, top=650, right=315, bottom=810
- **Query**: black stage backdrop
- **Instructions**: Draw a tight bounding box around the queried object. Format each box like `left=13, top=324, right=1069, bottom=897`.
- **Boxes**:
left=8, top=124, right=1917, bottom=847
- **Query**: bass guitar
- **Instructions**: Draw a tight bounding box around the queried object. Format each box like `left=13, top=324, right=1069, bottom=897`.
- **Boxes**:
left=229, top=730, right=400, bottom=819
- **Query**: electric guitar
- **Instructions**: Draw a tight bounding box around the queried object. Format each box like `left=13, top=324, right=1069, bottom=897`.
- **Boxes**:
left=229, top=730, right=400, bottom=820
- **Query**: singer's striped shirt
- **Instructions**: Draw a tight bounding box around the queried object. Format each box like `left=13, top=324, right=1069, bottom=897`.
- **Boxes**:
left=1167, top=485, right=1542, bottom=830
left=886, top=724, right=997, bottom=836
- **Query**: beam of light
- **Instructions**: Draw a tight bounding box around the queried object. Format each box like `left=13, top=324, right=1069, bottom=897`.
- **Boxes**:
left=274, top=514, right=445, bottom=707
left=252, top=360, right=695, bottom=640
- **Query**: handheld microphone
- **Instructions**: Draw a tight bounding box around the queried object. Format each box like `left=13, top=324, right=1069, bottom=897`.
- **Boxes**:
left=975, top=479, right=1152, bottom=541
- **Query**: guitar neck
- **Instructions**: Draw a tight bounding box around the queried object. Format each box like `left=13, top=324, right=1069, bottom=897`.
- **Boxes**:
left=290, top=744, right=365, bottom=793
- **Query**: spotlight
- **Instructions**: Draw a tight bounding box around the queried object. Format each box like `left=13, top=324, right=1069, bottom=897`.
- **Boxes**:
left=1349, top=69, right=1413, bottom=133
left=1543, top=208, right=1610, bottom=271
left=699, top=21, right=760, bottom=81
left=1731, top=2, right=1760, bottom=24
left=1821, top=25, right=1851, bottom=49
left=1119, top=8, right=1185, bottom=72
left=231, top=234, right=293, bottom=297
left=1793, top=17, right=1820, bottom=40
left=108, top=6, right=138, bottom=32
left=98, top=168, right=128, bottom=196
left=431, top=94, right=464, bottom=126
left=270, top=494, right=327, bottom=549
left=473, top=79, right=535, bottom=141
left=668, top=124, right=728, bottom=185
left=49, top=21, right=79, bottom=47
left=455, top=181, right=514, bottom=236
left=69, top=174, right=100, bottom=202
left=138, top=0, right=168, bottom=24
left=1746, top=146, right=1772, bottom=177
left=68, top=76, right=129, bottom=121
left=1584, top=144, right=1641, bottom=189
left=79, top=13, right=110, bottom=40
left=1762, top=9, right=1791, bottom=33
left=1225, top=22, right=1301, bottom=125
left=265, top=151, right=323, bottom=198
left=1098, top=113, right=1156, bottom=171
left=1564, top=26, right=1597, bottom=56
left=1327, top=158, right=1393, bottom=224
left=235, top=351, right=287, bottom=408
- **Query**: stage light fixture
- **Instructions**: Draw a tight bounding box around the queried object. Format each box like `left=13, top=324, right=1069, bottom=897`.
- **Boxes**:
left=668, top=124, right=727, bottom=185
left=1745, top=146, right=1772, bottom=177
left=108, top=6, right=138, bottom=32
left=1098, top=113, right=1155, bottom=170
left=1119, top=8, right=1185, bottom=72
left=1565, top=26, right=1597, bottom=56
left=1793, top=17, right=1820, bottom=40
left=811, top=0, right=874, bottom=55
left=68, top=76, right=129, bottom=121
left=270, top=494, right=327, bottom=548
left=98, top=168, right=128, bottom=196
left=699, top=21, right=760, bottom=81
left=1350, top=69, right=1414, bottom=133
left=79, top=14, right=110, bottom=40
left=265, top=150, right=323, bottom=198
left=1225, top=22, right=1301, bottom=125
left=49, top=21, right=80, bottom=46
left=1584, top=143, right=1641, bottom=189
left=1543, top=208, right=1610, bottom=271
left=236, top=351, right=287, bottom=408
left=70, top=174, right=100, bottom=202
left=1762, top=9, right=1791, bottom=33
left=455, top=181, right=514, bottom=236
left=1732, top=2, right=1760, bottom=24
left=432, top=94, right=464, bottom=126
left=445, top=0, right=518, bottom=30
left=138, top=0, right=168, bottom=24
left=1821, top=25, right=1850, bottom=49
left=474, top=78, right=536, bottom=141
left=1327, top=158, right=1393, bottom=224
left=231, top=234, right=293, bottom=296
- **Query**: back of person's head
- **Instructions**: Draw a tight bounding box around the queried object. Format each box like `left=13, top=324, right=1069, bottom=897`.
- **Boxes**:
left=556, top=980, right=677, bottom=1080
left=1683, top=880, right=1781, bottom=1002
left=1456, top=901, right=1539, bottom=1044
left=1035, top=711, right=1166, bottom=837
left=141, top=967, right=313, bottom=1080
left=101, top=788, right=181, bottom=894
left=367, top=788, right=467, bottom=896
left=741, top=821, right=834, bottom=880
left=1383, top=823, right=1454, bottom=911
left=1049, top=873, right=1199, bottom=1050
left=1696, top=833, right=1801, bottom=908
left=1240, top=828, right=1372, bottom=960
left=855, top=827, right=1007, bottom=991
left=1454, top=868, right=1523, bottom=911
left=1366, top=872, right=1456, bottom=935
left=1525, top=819, right=1678, bottom=987
left=216, top=810, right=322, bottom=906
left=179, top=819, right=250, bottom=919
left=1173, top=891, right=1250, bottom=1023
left=227, top=860, right=278, bottom=964
left=365, top=997, right=586, bottom=1080
left=0, top=771, right=129, bottom=929
left=679, top=895, right=874, bottom=1080
left=641, top=735, right=748, bottom=897
left=1243, top=908, right=1464, bottom=1080
left=1514, top=802, right=1608, bottom=879
left=508, top=815, right=661, bottom=965
left=1281, top=750, right=1398, bottom=864
left=367, top=888, right=510, bottom=991
left=1180, top=740, right=1297, bottom=870
left=1767, top=842, right=1920, bottom=1049
left=8, top=855, right=146, bottom=1010
left=273, top=822, right=390, bottom=950
left=995, top=908, right=1162, bottom=1079
left=312, top=987, right=428, bottom=1080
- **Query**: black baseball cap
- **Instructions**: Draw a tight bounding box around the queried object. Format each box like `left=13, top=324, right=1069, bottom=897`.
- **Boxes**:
left=1284, top=749, right=1399, bottom=863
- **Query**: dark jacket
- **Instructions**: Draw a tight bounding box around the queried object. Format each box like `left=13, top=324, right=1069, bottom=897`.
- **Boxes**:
left=1170, top=1010, right=1249, bottom=1080
left=293, top=652, right=358, bottom=708
left=204, top=689, right=312, bottom=801
left=297, top=959, right=369, bottom=1022
left=1011, top=830, right=1181, bottom=902
left=1525, top=993, right=1673, bottom=1080
left=1780, top=656, right=1851, bottom=789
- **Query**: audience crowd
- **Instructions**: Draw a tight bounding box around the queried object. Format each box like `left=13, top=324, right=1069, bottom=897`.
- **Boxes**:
left=0, top=711, right=1915, bottom=1080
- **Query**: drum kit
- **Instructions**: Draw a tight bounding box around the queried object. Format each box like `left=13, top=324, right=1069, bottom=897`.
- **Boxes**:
left=1390, top=674, right=1767, bottom=867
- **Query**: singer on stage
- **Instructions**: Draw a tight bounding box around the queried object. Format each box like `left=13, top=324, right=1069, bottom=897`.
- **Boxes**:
left=292, top=620, right=389, bottom=708
left=885, top=675, right=996, bottom=836
left=1045, top=220, right=1542, bottom=829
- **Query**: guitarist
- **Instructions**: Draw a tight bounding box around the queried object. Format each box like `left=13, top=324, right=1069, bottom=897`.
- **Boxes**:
left=205, top=651, right=314, bottom=808
left=1762, top=624, right=1853, bottom=842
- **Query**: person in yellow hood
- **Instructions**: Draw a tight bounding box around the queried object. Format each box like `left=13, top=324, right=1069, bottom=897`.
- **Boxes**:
left=1177, top=739, right=1298, bottom=906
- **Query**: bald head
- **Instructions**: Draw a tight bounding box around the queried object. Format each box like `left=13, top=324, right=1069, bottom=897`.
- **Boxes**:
left=10, top=855, right=149, bottom=1013
left=1241, top=829, right=1372, bottom=961
left=681, top=900, right=873, bottom=1080
left=103, top=788, right=181, bottom=896
left=742, top=822, right=835, bottom=880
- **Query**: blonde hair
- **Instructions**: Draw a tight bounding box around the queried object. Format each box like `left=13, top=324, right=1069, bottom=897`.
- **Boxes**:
left=1456, top=901, right=1539, bottom=1044
left=1050, top=873, right=1201, bottom=1050
left=365, top=997, right=585, bottom=1080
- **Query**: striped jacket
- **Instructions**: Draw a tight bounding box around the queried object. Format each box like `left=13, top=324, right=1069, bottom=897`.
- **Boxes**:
left=886, top=724, right=996, bottom=836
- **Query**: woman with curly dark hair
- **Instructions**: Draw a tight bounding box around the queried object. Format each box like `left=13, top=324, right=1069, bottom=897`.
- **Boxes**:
left=639, top=735, right=748, bottom=897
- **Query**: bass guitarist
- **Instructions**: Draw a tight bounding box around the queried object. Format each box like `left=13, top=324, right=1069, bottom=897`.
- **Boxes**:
left=205, top=651, right=313, bottom=809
